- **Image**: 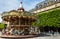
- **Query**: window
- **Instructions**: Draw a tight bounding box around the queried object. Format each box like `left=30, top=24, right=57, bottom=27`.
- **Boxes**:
left=44, top=3, right=47, bottom=7
left=50, top=1, right=54, bottom=5
left=36, top=6, right=38, bottom=9
left=55, top=0, right=57, bottom=1
left=39, top=5, right=42, bottom=9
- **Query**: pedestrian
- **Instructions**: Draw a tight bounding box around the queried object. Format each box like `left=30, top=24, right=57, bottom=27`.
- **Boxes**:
left=51, top=30, right=54, bottom=35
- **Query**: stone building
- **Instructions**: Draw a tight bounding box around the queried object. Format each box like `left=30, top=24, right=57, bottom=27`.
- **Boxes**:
left=29, top=0, right=60, bottom=13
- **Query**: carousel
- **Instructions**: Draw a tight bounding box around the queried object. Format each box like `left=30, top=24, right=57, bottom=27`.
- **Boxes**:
left=1, top=2, right=39, bottom=38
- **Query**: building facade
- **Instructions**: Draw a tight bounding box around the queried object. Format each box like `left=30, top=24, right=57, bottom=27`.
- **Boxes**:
left=29, top=0, right=60, bottom=13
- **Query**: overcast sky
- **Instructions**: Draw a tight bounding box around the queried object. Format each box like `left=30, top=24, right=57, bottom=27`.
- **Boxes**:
left=0, top=0, right=44, bottom=22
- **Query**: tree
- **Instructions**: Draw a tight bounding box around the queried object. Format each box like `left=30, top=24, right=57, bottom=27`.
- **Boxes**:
left=37, top=8, right=60, bottom=32
left=0, top=23, right=5, bottom=31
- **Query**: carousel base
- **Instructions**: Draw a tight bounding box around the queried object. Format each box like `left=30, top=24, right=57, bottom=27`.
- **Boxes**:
left=1, top=34, right=37, bottom=38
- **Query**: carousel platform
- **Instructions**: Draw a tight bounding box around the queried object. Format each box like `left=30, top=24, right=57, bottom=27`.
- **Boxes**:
left=0, top=34, right=37, bottom=38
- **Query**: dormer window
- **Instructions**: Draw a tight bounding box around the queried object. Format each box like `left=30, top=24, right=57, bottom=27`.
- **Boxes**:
left=36, top=6, right=38, bottom=9
left=55, top=0, right=57, bottom=1
left=39, top=5, right=42, bottom=8
left=44, top=3, right=47, bottom=7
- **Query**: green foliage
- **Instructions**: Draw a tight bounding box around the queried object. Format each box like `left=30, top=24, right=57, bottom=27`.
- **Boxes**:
left=0, top=23, right=5, bottom=29
left=37, top=9, right=60, bottom=28
left=32, top=22, right=36, bottom=26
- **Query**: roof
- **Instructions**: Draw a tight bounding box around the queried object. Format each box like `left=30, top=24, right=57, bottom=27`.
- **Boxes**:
left=1, top=10, right=37, bottom=17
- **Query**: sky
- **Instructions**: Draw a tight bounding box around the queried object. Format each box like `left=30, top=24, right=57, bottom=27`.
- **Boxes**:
left=0, top=0, right=44, bottom=22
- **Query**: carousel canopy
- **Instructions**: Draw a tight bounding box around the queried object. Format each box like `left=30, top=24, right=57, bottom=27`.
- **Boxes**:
left=1, top=10, right=37, bottom=17
left=1, top=1, right=37, bottom=20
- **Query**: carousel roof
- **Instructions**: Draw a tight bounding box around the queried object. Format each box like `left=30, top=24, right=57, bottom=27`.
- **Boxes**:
left=1, top=2, right=37, bottom=17
left=1, top=2, right=37, bottom=22
left=1, top=10, right=37, bottom=17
